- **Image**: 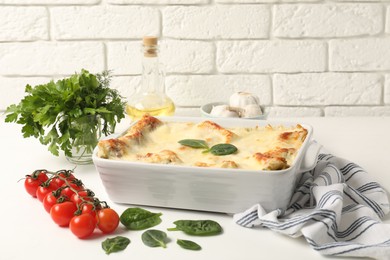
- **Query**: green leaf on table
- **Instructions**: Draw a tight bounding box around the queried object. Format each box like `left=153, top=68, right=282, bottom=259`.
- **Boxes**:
left=177, top=239, right=202, bottom=250
left=167, top=220, right=223, bottom=236
left=141, top=230, right=168, bottom=248
left=102, top=236, right=131, bottom=255
left=120, top=207, right=162, bottom=230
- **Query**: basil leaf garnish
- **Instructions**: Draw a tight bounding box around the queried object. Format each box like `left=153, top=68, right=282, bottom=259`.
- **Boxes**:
left=102, top=236, right=130, bottom=255
left=178, top=139, right=209, bottom=149
left=120, top=207, right=162, bottom=230
left=209, top=143, right=237, bottom=156
left=178, top=139, right=238, bottom=156
left=142, top=230, right=168, bottom=248
left=177, top=239, right=202, bottom=250
left=167, top=220, right=223, bottom=236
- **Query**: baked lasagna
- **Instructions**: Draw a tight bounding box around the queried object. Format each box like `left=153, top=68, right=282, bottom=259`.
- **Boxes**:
left=97, top=115, right=308, bottom=171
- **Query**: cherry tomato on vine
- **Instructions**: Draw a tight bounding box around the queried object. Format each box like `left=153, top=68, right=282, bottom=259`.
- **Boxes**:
left=70, top=214, right=97, bottom=239
left=24, top=172, right=48, bottom=197
left=36, top=181, right=59, bottom=202
left=81, top=203, right=97, bottom=218
left=43, top=192, right=65, bottom=213
left=68, top=180, right=84, bottom=191
left=96, top=208, right=120, bottom=234
left=52, top=171, right=75, bottom=187
left=24, top=178, right=41, bottom=198
left=50, top=201, right=78, bottom=227
left=71, top=191, right=93, bottom=206
left=60, top=187, right=74, bottom=199
left=52, top=177, right=64, bottom=187
left=61, top=182, right=84, bottom=199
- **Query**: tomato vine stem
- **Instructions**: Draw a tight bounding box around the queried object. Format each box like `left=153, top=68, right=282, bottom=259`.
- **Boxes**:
left=35, top=169, right=110, bottom=215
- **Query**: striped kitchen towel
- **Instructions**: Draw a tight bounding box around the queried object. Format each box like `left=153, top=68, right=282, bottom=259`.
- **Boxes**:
left=234, top=153, right=390, bottom=259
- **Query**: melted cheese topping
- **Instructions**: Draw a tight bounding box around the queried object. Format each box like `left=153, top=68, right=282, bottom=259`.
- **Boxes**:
left=108, top=121, right=307, bottom=171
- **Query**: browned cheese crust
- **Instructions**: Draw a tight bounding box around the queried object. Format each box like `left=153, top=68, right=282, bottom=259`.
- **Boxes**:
left=253, top=147, right=297, bottom=171
left=193, top=160, right=238, bottom=168
left=136, top=150, right=182, bottom=164
left=97, top=114, right=162, bottom=158
left=197, top=120, right=235, bottom=143
left=278, top=124, right=308, bottom=144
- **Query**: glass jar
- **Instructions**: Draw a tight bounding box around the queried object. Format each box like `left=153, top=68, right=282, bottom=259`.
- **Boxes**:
left=126, top=36, right=175, bottom=120
left=66, top=114, right=101, bottom=165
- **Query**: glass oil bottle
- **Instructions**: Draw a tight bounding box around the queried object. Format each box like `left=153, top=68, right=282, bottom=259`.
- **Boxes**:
left=126, top=36, right=175, bottom=120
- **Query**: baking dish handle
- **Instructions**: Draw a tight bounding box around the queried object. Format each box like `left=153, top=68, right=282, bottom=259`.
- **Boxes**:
left=299, top=141, right=322, bottom=173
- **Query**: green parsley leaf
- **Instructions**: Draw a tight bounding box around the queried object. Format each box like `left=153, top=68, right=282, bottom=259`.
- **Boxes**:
left=4, top=69, right=126, bottom=157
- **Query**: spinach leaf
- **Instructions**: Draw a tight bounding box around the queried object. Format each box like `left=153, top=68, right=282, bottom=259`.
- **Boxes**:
left=141, top=230, right=168, bottom=248
left=120, top=207, right=162, bottom=230
left=178, top=139, right=209, bottom=149
left=102, top=236, right=130, bottom=255
left=209, top=143, right=237, bottom=156
left=177, top=239, right=202, bottom=250
left=167, top=220, right=223, bottom=236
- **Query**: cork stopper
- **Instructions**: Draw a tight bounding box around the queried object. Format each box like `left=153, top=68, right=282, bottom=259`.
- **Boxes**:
left=143, top=36, right=158, bottom=47
left=143, top=36, right=158, bottom=57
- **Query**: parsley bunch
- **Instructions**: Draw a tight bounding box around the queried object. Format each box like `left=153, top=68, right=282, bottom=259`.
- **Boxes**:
left=5, top=69, right=126, bottom=157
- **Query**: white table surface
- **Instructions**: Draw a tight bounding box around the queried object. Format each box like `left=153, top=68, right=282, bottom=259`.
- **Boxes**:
left=1, top=114, right=389, bottom=260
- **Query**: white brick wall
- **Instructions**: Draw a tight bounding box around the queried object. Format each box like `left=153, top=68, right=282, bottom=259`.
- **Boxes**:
left=387, top=6, right=390, bottom=33
left=0, top=0, right=99, bottom=4
left=0, top=76, right=53, bottom=109
left=273, top=73, right=382, bottom=106
left=0, top=42, right=104, bottom=75
left=165, top=75, right=271, bottom=106
left=217, top=40, right=326, bottom=73
left=163, top=5, right=270, bottom=39
left=51, top=6, right=160, bottom=40
left=0, top=0, right=389, bottom=117
left=325, top=107, right=390, bottom=117
left=109, top=0, right=208, bottom=4
left=0, top=7, right=48, bottom=41
left=330, top=38, right=390, bottom=71
left=107, top=40, right=215, bottom=75
left=273, top=4, right=383, bottom=38
left=385, top=74, right=390, bottom=105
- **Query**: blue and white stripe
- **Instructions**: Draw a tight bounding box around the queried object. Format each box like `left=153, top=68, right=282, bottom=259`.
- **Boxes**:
left=234, top=153, right=390, bottom=259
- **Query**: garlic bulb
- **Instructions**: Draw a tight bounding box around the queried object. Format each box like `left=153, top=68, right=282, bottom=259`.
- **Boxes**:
left=241, top=104, right=263, bottom=118
left=229, top=92, right=260, bottom=109
left=210, top=105, right=239, bottom=118
left=207, top=92, right=263, bottom=119
left=210, top=105, right=229, bottom=116
left=220, top=109, right=240, bottom=118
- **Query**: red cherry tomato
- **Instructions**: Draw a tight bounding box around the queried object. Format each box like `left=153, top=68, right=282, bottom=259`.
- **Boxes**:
left=24, top=172, right=48, bottom=198
left=67, top=180, right=84, bottom=191
left=81, top=203, right=97, bottom=218
left=71, top=191, right=93, bottom=206
left=36, top=181, right=59, bottom=202
left=60, top=187, right=75, bottom=199
left=96, top=208, right=120, bottom=234
left=52, top=177, right=64, bottom=187
left=50, top=201, right=78, bottom=227
left=43, top=192, right=66, bottom=213
left=61, top=182, right=84, bottom=199
left=70, top=214, right=97, bottom=239
left=52, top=171, right=75, bottom=187
left=71, top=192, right=83, bottom=206
left=24, top=178, right=41, bottom=198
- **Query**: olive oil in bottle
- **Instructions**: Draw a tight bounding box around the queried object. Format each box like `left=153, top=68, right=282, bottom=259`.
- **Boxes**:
left=126, top=36, right=175, bottom=120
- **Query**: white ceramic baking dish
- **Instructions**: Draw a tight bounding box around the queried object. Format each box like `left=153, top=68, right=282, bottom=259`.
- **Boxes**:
left=92, top=116, right=321, bottom=214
